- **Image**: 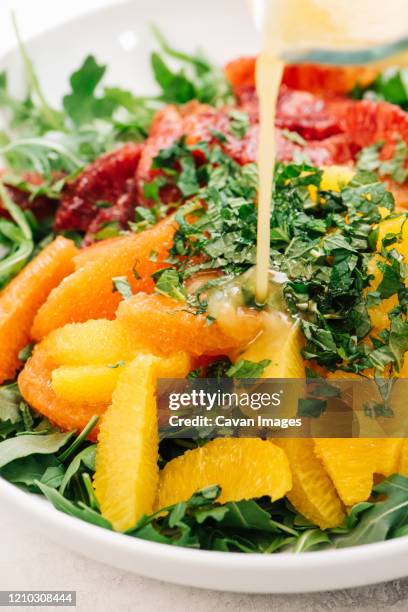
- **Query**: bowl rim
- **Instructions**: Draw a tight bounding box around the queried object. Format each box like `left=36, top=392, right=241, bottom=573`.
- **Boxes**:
left=2, top=475, right=408, bottom=568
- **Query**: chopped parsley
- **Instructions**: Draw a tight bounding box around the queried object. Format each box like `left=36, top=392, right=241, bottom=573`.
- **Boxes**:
left=153, top=268, right=186, bottom=301
left=112, top=276, right=133, bottom=299
left=150, top=136, right=408, bottom=375
left=227, top=359, right=272, bottom=378
left=357, top=140, right=408, bottom=184
left=228, top=110, right=250, bottom=139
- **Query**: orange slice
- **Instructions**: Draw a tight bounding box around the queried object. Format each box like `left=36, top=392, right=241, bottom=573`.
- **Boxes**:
left=94, top=352, right=191, bottom=531
left=0, top=236, right=77, bottom=383
left=31, top=220, right=176, bottom=340
left=117, top=293, right=262, bottom=357
left=156, top=438, right=292, bottom=508
left=18, top=342, right=107, bottom=439
left=275, top=438, right=345, bottom=529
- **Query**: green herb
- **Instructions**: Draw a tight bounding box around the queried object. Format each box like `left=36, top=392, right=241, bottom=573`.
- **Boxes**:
left=95, top=200, right=113, bottom=209
left=18, top=343, right=34, bottom=362
left=154, top=268, right=186, bottom=301
left=107, top=360, right=126, bottom=369
left=227, top=359, right=271, bottom=378
left=58, top=415, right=98, bottom=462
left=228, top=110, right=250, bottom=139
left=281, top=129, right=307, bottom=146
left=0, top=179, right=34, bottom=287
left=112, top=276, right=133, bottom=299
left=63, top=56, right=117, bottom=126
left=351, top=68, right=408, bottom=110
left=94, top=222, right=120, bottom=241
left=357, top=140, right=408, bottom=184
left=59, top=445, right=96, bottom=495
left=151, top=27, right=233, bottom=107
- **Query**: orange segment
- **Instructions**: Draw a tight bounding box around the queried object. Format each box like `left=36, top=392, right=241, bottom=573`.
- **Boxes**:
left=376, top=439, right=404, bottom=475
left=313, top=439, right=376, bottom=505
left=31, top=221, right=176, bottom=341
left=117, top=293, right=262, bottom=357
left=94, top=352, right=191, bottom=531
left=45, top=319, right=138, bottom=366
left=309, top=165, right=355, bottom=202
left=313, top=438, right=403, bottom=506
left=367, top=255, right=399, bottom=332
left=18, top=342, right=107, bottom=439
left=236, top=314, right=305, bottom=378
left=156, top=438, right=292, bottom=509
left=368, top=215, right=408, bottom=333
left=398, top=439, right=408, bottom=476
left=0, top=236, right=77, bottom=383
left=275, top=439, right=345, bottom=529
left=51, top=364, right=123, bottom=404
left=73, top=236, right=130, bottom=269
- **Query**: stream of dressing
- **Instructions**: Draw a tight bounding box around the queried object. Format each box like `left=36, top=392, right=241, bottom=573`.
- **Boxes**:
left=253, top=0, right=408, bottom=303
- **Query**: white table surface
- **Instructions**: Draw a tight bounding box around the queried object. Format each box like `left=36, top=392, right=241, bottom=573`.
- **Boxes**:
left=1, top=1, right=408, bottom=609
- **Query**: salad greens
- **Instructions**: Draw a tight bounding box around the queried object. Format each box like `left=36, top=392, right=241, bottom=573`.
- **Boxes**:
left=150, top=136, right=406, bottom=375
left=1, top=389, right=408, bottom=553
left=1, top=23, right=408, bottom=556
left=0, top=23, right=233, bottom=289
left=351, top=68, right=408, bottom=111
left=0, top=24, right=232, bottom=180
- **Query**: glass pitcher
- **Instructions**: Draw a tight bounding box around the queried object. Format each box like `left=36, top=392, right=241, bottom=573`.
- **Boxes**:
left=249, top=0, right=408, bottom=65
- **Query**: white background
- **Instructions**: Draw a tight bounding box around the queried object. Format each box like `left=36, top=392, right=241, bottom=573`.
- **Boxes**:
left=0, top=1, right=408, bottom=610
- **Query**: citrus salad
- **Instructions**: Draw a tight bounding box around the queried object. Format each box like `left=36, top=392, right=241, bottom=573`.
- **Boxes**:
left=1, top=28, right=408, bottom=552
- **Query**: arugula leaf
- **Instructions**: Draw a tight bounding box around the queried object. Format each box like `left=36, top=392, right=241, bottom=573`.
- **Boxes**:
left=58, top=415, right=98, bottom=462
left=129, top=486, right=297, bottom=552
left=12, top=13, right=64, bottom=131
left=335, top=475, right=408, bottom=547
left=36, top=481, right=112, bottom=529
left=0, top=179, right=34, bottom=286
left=63, top=56, right=116, bottom=126
left=292, top=529, right=330, bottom=552
left=0, top=384, right=22, bottom=430
left=151, top=27, right=233, bottom=106
left=0, top=454, right=63, bottom=489
left=59, top=445, right=96, bottom=495
left=151, top=53, right=196, bottom=104
left=0, top=431, right=73, bottom=469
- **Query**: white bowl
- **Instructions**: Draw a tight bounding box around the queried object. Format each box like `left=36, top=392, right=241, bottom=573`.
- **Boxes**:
left=1, top=0, right=408, bottom=593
